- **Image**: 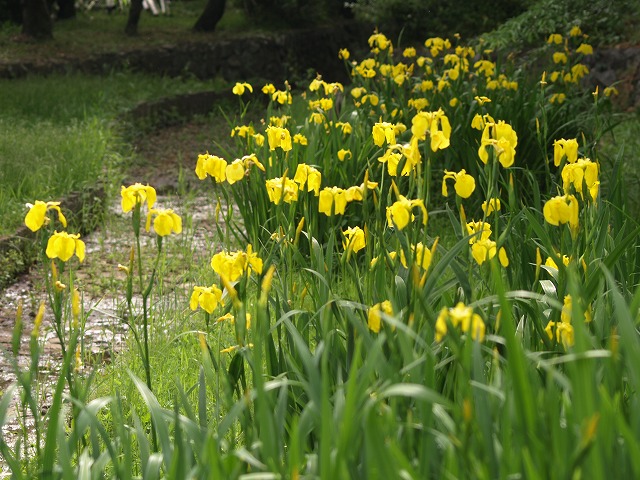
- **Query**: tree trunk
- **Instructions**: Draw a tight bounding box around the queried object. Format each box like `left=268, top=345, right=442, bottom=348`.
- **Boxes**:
left=21, top=0, right=53, bottom=40
left=193, top=0, right=226, bottom=32
left=125, top=0, right=143, bottom=36
left=55, top=0, right=75, bottom=19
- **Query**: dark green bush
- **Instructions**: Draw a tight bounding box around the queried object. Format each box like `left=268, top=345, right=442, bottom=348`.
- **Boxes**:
left=481, top=0, right=640, bottom=51
left=0, top=0, right=22, bottom=24
left=348, top=0, right=530, bottom=44
left=240, top=0, right=349, bottom=28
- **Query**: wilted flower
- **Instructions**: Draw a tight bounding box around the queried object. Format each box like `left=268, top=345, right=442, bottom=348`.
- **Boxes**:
left=603, top=86, right=619, bottom=97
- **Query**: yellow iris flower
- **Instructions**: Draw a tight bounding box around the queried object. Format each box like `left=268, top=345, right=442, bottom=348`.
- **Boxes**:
left=25, top=200, right=67, bottom=232
left=398, top=241, right=435, bottom=271
left=46, top=231, right=86, bottom=263
left=145, top=208, right=182, bottom=237
left=121, top=183, right=157, bottom=213
left=211, top=244, right=263, bottom=282
left=266, top=177, right=299, bottom=205
left=262, top=83, right=276, bottom=95
left=318, top=186, right=348, bottom=216
left=543, top=194, right=579, bottom=231
left=410, top=108, right=451, bottom=152
left=435, top=302, right=485, bottom=342
left=232, top=82, right=253, bottom=95
left=576, top=43, right=593, bottom=55
left=342, top=226, right=366, bottom=254
left=478, top=121, right=518, bottom=168
left=337, top=149, right=352, bottom=161
left=190, top=284, right=224, bottom=314
left=195, top=154, right=227, bottom=182
left=561, top=158, right=599, bottom=199
left=367, top=300, right=393, bottom=333
left=441, top=169, right=476, bottom=198
left=266, top=126, right=293, bottom=151
left=471, top=239, right=509, bottom=267
left=553, top=138, right=579, bottom=166
left=293, top=164, right=322, bottom=195
left=225, top=159, right=246, bottom=185
left=481, top=198, right=501, bottom=215
left=386, top=195, right=427, bottom=230
left=372, top=121, right=397, bottom=147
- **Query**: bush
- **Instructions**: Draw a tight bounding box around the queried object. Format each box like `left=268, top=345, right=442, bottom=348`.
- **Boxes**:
left=481, top=0, right=640, bottom=52
left=348, top=0, right=530, bottom=44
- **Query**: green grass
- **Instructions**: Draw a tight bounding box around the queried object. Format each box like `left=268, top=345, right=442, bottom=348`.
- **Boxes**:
left=0, top=71, right=227, bottom=236
left=598, top=112, right=640, bottom=219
